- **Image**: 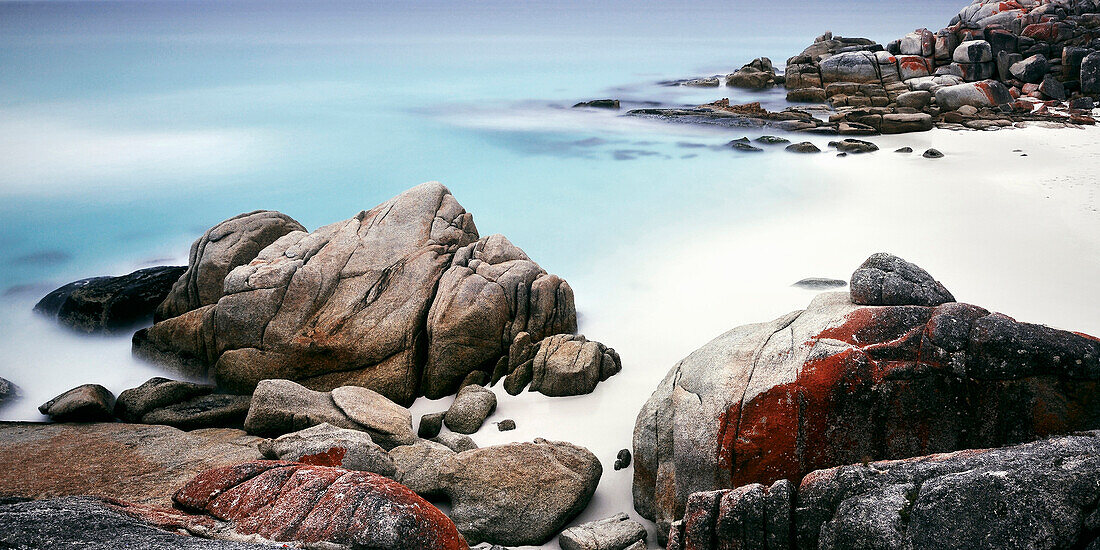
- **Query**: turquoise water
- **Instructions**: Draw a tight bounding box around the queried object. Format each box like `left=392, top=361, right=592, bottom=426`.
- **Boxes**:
left=0, top=0, right=1013, bottom=420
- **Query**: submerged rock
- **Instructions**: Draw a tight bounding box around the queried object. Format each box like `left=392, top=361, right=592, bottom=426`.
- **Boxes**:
left=174, top=460, right=467, bottom=549
left=35, top=266, right=186, bottom=334
left=573, top=99, right=621, bottom=109
left=439, top=439, right=602, bottom=546
left=668, top=431, right=1100, bottom=550
left=633, top=255, right=1100, bottom=543
left=792, top=278, right=847, bottom=289
left=39, top=384, right=115, bottom=422
left=924, top=147, right=945, bottom=158
left=829, top=139, right=879, bottom=153
left=785, top=142, right=821, bottom=153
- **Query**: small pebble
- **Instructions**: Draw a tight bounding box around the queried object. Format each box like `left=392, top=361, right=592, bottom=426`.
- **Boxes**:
left=614, top=448, right=632, bottom=470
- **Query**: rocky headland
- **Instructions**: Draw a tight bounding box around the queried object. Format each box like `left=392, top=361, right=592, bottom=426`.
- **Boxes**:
left=578, top=0, right=1100, bottom=138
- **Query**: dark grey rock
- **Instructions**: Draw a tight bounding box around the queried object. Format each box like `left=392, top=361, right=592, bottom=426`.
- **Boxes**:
left=444, top=384, right=496, bottom=434
left=0, top=377, right=19, bottom=408
left=0, top=497, right=276, bottom=549
left=895, top=146, right=914, bottom=153
left=418, top=411, right=445, bottom=438
left=614, top=448, right=632, bottom=471
left=924, top=148, right=945, bottom=158
left=1083, top=52, right=1100, bottom=94
left=785, top=141, right=821, bottom=153
left=850, top=252, right=955, bottom=306
left=829, top=139, right=879, bottom=153
left=792, top=278, right=847, bottom=289
left=34, top=266, right=186, bottom=334
left=1009, top=54, right=1050, bottom=83
left=39, top=384, right=115, bottom=422
left=1070, top=96, right=1096, bottom=110
left=573, top=99, right=621, bottom=109
left=497, top=419, right=516, bottom=431
left=141, top=393, right=251, bottom=430
left=729, top=140, right=764, bottom=152
left=114, top=377, right=213, bottom=422
left=755, top=135, right=790, bottom=144
left=559, top=512, right=647, bottom=550
left=1040, top=76, right=1066, bottom=101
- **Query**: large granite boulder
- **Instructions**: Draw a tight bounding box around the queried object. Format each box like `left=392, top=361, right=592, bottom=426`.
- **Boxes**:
left=666, top=431, right=1100, bottom=550
left=114, top=377, right=214, bottom=422
left=559, top=513, right=648, bottom=550
left=422, top=234, right=576, bottom=398
left=934, top=80, right=1012, bottom=110
left=242, top=379, right=361, bottom=437
left=633, top=259, right=1100, bottom=543
left=820, top=51, right=881, bottom=84
left=258, top=422, right=396, bottom=476
left=439, top=439, right=603, bottom=546
left=174, top=460, right=468, bottom=550
left=155, top=210, right=305, bottom=322
left=35, top=266, right=186, bottom=334
left=135, top=183, right=611, bottom=405
left=0, top=497, right=277, bottom=550
left=1082, top=52, right=1100, bottom=94
left=0, top=422, right=263, bottom=508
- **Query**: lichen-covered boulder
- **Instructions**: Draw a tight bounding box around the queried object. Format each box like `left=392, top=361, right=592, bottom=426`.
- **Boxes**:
left=174, top=460, right=468, bottom=549
left=633, top=261, right=1100, bottom=543
left=242, top=379, right=360, bottom=437
left=820, top=51, right=881, bottom=84
left=934, top=80, right=1012, bottom=111
left=35, top=266, right=186, bottom=334
left=422, top=234, right=576, bottom=399
left=667, top=431, right=1100, bottom=550
left=439, top=439, right=602, bottom=546
left=155, top=210, right=305, bottom=321
left=259, top=422, right=395, bottom=476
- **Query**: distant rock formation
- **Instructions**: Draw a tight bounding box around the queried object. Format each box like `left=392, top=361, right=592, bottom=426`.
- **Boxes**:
left=132, top=182, right=620, bottom=405
left=633, top=252, right=1100, bottom=544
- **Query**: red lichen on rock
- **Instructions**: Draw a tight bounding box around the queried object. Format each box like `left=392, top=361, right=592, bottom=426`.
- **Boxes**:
left=299, top=446, right=348, bottom=467
left=175, top=461, right=468, bottom=550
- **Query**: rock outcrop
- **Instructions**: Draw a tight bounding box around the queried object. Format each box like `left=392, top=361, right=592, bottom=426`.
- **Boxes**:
left=0, top=497, right=277, bottom=550
left=633, top=254, right=1100, bottom=543
left=666, top=431, right=1100, bottom=550
left=35, top=266, right=185, bottom=334
left=439, top=439, right=603, bottom=546
left=134, top=183, right=619, bottom=405
left=174, top=460, right=468, bottom=550
left=727, top=57, right=780, bottom=89
left=0, top=422, right=263, bottom=508
left=155, top=210, right=305, bottom=321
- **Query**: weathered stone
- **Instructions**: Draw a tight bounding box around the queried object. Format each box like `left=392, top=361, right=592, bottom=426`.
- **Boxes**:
left=896, top=55, right=932, bottom=80
left=141, top=394, right=251, bottom=430
left=156, top=211, right=305, bottom=322
left=559, top=513, right=647, bottom=550
left=934, top=80, right=1012, bottom=110
left=0, top=497, right=274, bottom=550
left=439, top=439, right=602, bottom=546
left=820, top=52, right=880, bottom=84
left=419, top=411, right=445, bottom=438
left=0, top=422, right=263, bottom=508
left=0, top=378, right=20, bottom=409
left=35, top=266, right=186, bottom=334
left=1082, top=52, right=1100, bottom=93
left=389, top=439, right=455, bottom=497
left=1040, top=76, right=1067, bottom=100
left=444, top=384, right=496, bottom=434
left=850, top=252, right=954, bottom=306
left=424, top=234, right=576, bottom=399
left=727, top=58, right=778, bottom=89
left=787, top=87, right=827, bottom=103
left=507, top=334, right=622, bottom=397
left=900, top=29, right=935, bottom=57
left=896, top=90, right=932, bottom=109
left=785, top=141, right=821, bottom=153
left=880, top=113, right=933, bottom=133
left=432, top=432, right=479, bottom=453
left=829, top=139, right=879, bottom=153
left=496, top=419, right=516, bottom=431
left=672, top=432, right=1100, bottom=550
left=633, top=272, right=1098, bottom=543
left=331, top=385, right=416, bottom=449
left=242, top=379, right=358, bottom=437
left=954, top=40, right=994, bottom=63
left=114, top=377, right=214, bottom=422
left=174, top=460, right=467, bottom=549
left=39, top=384, right=115, bottom=422
left=259, top=422, right=395, bottom=476
left=924, top=147, right=945, bottom=158
left=615, top=448, right=633, bottom=471
left=1010, top=54, right=1051, bottom=83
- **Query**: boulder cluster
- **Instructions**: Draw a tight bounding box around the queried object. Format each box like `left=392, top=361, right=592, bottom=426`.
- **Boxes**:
left=632, top=252, right=1100, bottom=547
left=782, top=0, right=1100, bottom=132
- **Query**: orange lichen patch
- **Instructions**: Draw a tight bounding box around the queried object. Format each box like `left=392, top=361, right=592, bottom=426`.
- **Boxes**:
left=174, top=461, right=468, bottom=550
left=299, top=446, right=347, bottom=467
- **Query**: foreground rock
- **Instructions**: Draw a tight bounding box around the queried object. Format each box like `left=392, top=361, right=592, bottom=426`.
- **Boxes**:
left=0, top=497, right=277, bottom=549
left=667, top=431, right=1100, bottom=550
left=135, top=183, right=618, bottom=405
left=0, top=422, right=262, bottom=508
left=39, top=383, right=115, bottom=422
left=439, top=439, right=603, bottom=546
left=243, top=379, right=360, bottom=436
left=35, top=266, right=185, bottom=334
left=559, top=513, right=648, bottom=550
left=633, top=254, right=1100, bottom=543
left=175, top=460, right=468, bottom=549
left=155, top=210, right=305, bottom=321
